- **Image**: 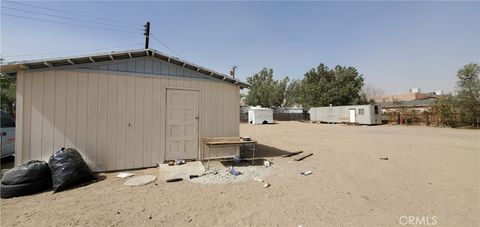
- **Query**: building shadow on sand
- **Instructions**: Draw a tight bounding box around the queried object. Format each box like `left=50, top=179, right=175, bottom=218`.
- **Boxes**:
left=219, top=143, right=298, bottom=167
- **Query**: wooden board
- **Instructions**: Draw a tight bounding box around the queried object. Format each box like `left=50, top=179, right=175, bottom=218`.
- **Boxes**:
left=282, top=151, right=303, bottom=158
left=294, top=153, right=313, bottom=161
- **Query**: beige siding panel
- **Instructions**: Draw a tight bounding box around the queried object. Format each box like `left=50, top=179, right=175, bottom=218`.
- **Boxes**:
left=106, top=74, right=118, bottom=170
left=22, top=72, right=32, bottom=163
left=15, top=71, right=24, bottom=165
left=76, top=72, right=88, bottom=159
left=158, top=78, right=167, bottom=163
left=168, top=78, right=177, bottom=87
left=134, top=77, right=145, bottom=168
left=125, top=76, right=136, bottom=169
left=217, top=83, right=224, bottom=136
left=86, top=73, right=98, bottom=169
left=96, top=74, right=108, bottom=171
left=65, top=71, right=78, bottom=148
left=30, top=72, right=44, bottom=160
left=116, top=75, right=127, bottom=169
left=41, top=71, right=56, bottom=160
left=143, top=77, right=153, bottom=166
left=182, top=78, right=190, bottom=88
left=223, top=84, right=229, bottom=136
left=234, top=87, right=240, bottom=135
left=201, top=81, right=211, bottom=159
left=53, top=71, right=67, bottom=151
left=206, top=82, right=214, bottom=137
left=151, top=78, right=161, bottom=165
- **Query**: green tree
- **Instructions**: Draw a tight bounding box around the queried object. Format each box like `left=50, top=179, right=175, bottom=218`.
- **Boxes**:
left=432, top=96, right=457, bottom=127
left=456, top=63, right=480, bottom=125
left=299, top=64, right=365, bottom=108
left=284, top=79, right=303, bottom=106
left=0, top=73, right=16, bottom=118
left=245, top=68, right=287, bottom=107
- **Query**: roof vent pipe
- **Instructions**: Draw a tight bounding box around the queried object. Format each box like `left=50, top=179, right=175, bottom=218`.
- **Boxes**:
left=230, top=66, right=237, bottom=78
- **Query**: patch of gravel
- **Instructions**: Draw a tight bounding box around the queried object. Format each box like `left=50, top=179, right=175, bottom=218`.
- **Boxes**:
left=190, top=165, right=271, bottom=185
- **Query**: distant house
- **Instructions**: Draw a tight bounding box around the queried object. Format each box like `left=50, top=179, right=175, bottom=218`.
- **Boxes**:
left=377, top=98, right=438, bottom=113
left=375, top=92, right=432, bottom=103
left=378, top=98, right=440, bottom=125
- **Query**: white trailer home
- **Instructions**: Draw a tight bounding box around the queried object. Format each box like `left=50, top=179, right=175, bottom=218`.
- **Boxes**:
left=1, top=49, right=248, bottom=172
left=309, top=104, right=382, bottom=125
left=248, top=107, right=274, bottom=125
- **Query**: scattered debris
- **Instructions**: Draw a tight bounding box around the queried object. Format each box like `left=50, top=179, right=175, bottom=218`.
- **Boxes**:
left=282, top=151, right=303, bottom=158
left=233, top=156, right=242, bottom=163
left=124, top=175, right=157, bottom=187
left=253, top=177, right=264, bottom=182
left=379, top=158, right=389, bottom=160
left=241, top=136, right=251, bottom=141
left=168, top=161, right=175, bottom=166
left=301, top=171, right=312, bottom=176
left=116, top=172, right=135, bottom=178
left=294, top=153, right=313, bottom=161
left=175, top=159, right=186, bottom=165
left=226, top=166, right=240, bottom=176
left=263, top=182, right=270, bottom=188
left=190, top=164, right=269, bottom=185
left=264, top=160, right=271, bottom=167
left=166, top=178, right=183, bottom=183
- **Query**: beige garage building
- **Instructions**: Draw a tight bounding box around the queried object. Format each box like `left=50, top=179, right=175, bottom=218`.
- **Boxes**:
left=1, top=49, right=248, bottom=172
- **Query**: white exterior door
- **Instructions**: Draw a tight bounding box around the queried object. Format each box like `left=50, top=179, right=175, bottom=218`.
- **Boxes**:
left=165, top=89, right=199, bottom=160
left=349, top=109, right=356, bottom=123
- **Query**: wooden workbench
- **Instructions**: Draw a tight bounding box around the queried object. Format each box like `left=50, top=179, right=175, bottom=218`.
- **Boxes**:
left=202, top=137, right=257, bottom=170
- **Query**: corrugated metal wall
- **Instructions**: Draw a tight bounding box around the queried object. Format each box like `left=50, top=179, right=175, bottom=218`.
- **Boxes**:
left=15, top=69, right=240, bottom=171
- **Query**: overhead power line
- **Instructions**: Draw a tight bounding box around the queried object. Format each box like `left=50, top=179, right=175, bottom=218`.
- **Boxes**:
left=4, top=0, right=142, bottom=28
left=150, top=33, right=184, bottom=60
left=1, top=5, right=143, bottom=31
left=1, top=13, right=142, bottom=34
left=1, top=42, right=144, bottom=58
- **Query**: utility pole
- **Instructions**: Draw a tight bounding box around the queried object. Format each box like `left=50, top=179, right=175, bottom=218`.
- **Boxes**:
left=144, top=21, right=150, bottom=49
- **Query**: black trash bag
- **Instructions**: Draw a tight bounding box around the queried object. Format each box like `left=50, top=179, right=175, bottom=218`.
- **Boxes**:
left=48, top=148, right=96, bottom=192
left=1, top=160, right=51, bottom=185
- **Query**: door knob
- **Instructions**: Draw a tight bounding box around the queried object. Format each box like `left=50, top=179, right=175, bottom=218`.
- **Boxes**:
left=195, top=116, right=199, bottom=120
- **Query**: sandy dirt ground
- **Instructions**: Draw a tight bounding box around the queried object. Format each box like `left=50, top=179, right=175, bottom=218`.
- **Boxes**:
left=1, top=122, right=479, bottom=226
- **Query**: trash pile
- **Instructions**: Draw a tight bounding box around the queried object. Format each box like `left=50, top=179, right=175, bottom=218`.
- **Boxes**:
left=189, top=160, right=272, bottom=185
left=49, top=148, right=96, bottom=192
left=0, top=148, right=96, bottom=199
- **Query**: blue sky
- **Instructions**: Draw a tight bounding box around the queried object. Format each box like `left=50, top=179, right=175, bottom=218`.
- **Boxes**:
left=1, top=1, right=479, bottom=94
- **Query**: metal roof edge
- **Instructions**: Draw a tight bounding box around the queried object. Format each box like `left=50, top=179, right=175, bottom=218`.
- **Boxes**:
left=0, top=48, right=249, bottom=88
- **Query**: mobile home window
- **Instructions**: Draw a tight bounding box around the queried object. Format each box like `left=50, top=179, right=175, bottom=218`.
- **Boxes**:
left=358, top=109, right=364, bottom=115
left=374, top=105, right=379, bottom=114
left=1, top=112, right=15, bottom=128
